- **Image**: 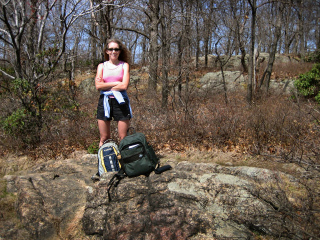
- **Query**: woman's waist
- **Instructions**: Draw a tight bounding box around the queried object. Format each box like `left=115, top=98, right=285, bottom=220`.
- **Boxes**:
left=99, top=90, right=128, bottom=98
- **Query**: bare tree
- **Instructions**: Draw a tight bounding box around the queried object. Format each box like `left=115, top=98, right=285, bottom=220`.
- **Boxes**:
left=89, top=0, right=99, bottom=66
left=259, top=1, right=285, bottom=92
left=0, top=0, right=91, bottom=145
left=194, top=0, right=201, bottom=70
left=295, top=0, right=306, bottom=57
left=247, top=0, right=257, bottom=105
left=282, top=2, right=296, bottom=54
left=160, top=0, right=170, bottom=109
left=146, top=0, right=160, bottom=91
left=202, top=0, right=216, bottom=67
left=229, top=0, right=250, bottom=73
left=88, top=0, right=116, bottom=61
left=214, top=37, right=233, bottom=105
left=316, top=1, right=320, bottom=52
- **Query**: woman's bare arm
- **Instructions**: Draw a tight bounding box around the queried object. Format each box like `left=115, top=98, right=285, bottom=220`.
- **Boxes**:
left=110, top=62, right=130, bottom=91
left=95, top=63, right=120, bottom=91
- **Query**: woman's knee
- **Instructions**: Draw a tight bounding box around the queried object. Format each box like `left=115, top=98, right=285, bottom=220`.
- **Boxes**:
left=118, top=120, right=130, bottom=140
left=100, top=135, right=108, bottom=142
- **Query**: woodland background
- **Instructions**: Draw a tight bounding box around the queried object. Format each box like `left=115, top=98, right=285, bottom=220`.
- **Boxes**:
left=1, top=1, right=320, bottom=238
left=0, top=1, right=319, bottom=172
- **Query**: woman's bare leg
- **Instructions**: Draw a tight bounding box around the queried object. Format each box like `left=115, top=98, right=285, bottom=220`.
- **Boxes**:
left=118, top=120, right=130, bottom=141
left=98, top=119, right=111, bottom=147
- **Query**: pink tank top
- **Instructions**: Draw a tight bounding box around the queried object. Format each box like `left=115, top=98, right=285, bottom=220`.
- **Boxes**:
left=102, top=61, right=124, bottom=83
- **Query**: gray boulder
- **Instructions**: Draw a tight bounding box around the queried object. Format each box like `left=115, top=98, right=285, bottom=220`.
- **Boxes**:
left=82, top=161, right=310, bottom=239
left=2, top=153, right=314, bottom=240
left=78, top=77, right=97, bottom=97
left=2, top=152, right=97, bottom=240
left=200, top=71, right=246, bottom=93
left=200, top=71, right=296, bottom=94
left=197, top=52, right=300, bottom=70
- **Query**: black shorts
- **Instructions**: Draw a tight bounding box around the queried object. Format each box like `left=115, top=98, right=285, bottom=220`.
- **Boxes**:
left=97, top=95, right=131, bottom=121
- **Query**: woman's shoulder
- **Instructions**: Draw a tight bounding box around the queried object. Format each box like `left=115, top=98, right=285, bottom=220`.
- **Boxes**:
left=97, top=62, right=105, bottom=68
left=121, top=61, right=129, bottom=66
left=100, top=61, right=110, bottom=70
left=122, top=61, right=129, bottom=70
left=96, top=62, right=104, bottom=72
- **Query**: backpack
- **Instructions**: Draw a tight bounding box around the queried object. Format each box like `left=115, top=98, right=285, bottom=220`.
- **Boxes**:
left=118, top=132, right=159, bottom=177
left=107, top=132, right=172, bottom=201
left=97, top=140, right=121, bottom=176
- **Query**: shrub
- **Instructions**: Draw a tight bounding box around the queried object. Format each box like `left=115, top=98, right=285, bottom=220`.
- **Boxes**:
left=1, top=108, right=41, bottom=146
left=87, top=142, right=99, bottom=154
left=2, top=108, right=26, bottom=136
left=294, top=63, right=320, bottom=103
left=304, top=50, right=320, bottom=63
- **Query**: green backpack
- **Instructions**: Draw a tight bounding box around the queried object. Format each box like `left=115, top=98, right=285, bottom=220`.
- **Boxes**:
left=107, top=131, right=171, bottom=201
left=118, top=132, right=159, bottom=177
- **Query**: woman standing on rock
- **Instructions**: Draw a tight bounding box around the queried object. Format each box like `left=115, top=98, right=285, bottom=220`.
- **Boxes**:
left=95, top=38, right=132, bottom=147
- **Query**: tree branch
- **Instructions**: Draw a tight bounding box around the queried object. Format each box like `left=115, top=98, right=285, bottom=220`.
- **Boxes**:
left=0, top=68, right=15, bottom=79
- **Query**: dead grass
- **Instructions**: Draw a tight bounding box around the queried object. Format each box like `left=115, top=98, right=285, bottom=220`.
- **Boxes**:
left=0, top=178, right=16, bottom=215
left=273, top=61, right=314, bottom=80
left=74, top=72, right=95, bottom=86
left=0, top=178, right=20, bottom=238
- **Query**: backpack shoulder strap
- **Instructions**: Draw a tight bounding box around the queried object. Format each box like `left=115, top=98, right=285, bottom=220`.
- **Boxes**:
left=107, top=169, right=126, bottom=201
left=154, top=164, right=172, bottom=174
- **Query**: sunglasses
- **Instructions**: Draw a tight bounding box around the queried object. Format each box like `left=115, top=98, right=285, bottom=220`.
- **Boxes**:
left=107, top=48, right=121, bottom=52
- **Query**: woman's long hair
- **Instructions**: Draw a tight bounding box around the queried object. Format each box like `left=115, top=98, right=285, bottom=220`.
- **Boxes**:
left=103, top=38, right=131, bottom=64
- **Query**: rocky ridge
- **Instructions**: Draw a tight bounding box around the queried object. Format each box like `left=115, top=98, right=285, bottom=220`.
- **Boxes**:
left=1, top=151, right=313, bottom=240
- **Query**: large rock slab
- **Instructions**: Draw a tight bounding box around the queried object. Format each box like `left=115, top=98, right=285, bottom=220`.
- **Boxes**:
left=83, top=161, right=309, bottom=240
left=2, top=152, right=315, bottom=239
left=2, top=152, right=98, bottom=240
left=197, top=52, right=300, bottom=70
left=200, top=71, right=246, bottom=92
left=200, top=71, right=296, bottom=94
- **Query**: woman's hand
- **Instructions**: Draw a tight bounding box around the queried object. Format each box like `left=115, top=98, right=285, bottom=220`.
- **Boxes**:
left=96, top=79, right=119, bottom=91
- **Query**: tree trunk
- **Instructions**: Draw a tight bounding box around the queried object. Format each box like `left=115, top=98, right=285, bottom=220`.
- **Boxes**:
left=176, top=33, right=183, bottom=98
left=259, top=2, right=284, bottom=92
left=160, top=1, right=169, bottom=109
left=141, top=37, right=147, bottom=65
left=203, top=0, right=215, bottom=68
left=147, top=0, right=160, bottom=91
left=297, top=0, right=305, bottom=57
left=90, top=21, right=98, bottom=66
left=247, top=0, right=256, bottom=105
left=184, top=0, right=192, bottom=95
left=215, top=39, right=229, bottom=105
left=195, top=1, right=200, bottom=70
